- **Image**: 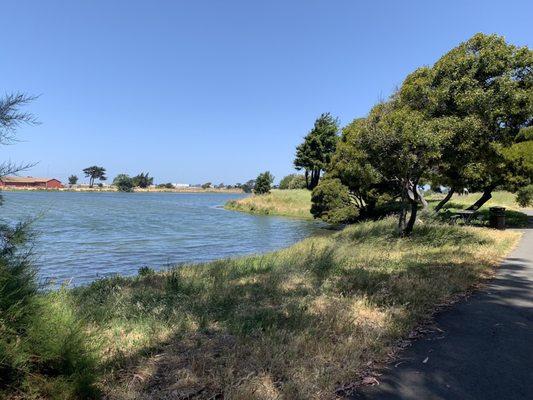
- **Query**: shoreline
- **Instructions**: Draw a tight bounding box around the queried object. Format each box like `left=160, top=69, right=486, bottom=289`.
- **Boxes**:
left=1, top=187, right=244, bottom=194
left=224, top=189, right=313, bottom=220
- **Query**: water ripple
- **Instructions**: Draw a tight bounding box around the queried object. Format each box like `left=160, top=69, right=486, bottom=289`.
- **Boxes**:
left=3, top=191, right=324, bottom=286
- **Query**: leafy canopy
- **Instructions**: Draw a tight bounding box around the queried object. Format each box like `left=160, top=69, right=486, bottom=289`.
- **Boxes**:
left=294, top=113, right=339, bottom=189
left=279, top=174, right=307, bottom=190
left=113, top=174, right=134, bottom=192
left=67, top=175, right=78, bottom=185
left=254, top=171, right=274, bottom=195
left=132, top=172, right=153, bottom=188
left=83, top=166, right=107, bottom=187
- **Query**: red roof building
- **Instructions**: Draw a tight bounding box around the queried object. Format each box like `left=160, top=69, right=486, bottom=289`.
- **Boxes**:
left=0, top=176, right=63, bottom=189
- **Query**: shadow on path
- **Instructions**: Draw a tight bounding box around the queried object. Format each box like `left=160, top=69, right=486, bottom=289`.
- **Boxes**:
left=352, top=212, right=533, bottom=400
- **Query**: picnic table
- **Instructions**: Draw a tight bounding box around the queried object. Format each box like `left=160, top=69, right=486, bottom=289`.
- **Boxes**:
left=449, top=210, right=479, bottom=224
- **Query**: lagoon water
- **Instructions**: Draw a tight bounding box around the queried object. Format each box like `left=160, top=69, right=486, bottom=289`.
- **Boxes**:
left=2, top=191, right=324, bottom=286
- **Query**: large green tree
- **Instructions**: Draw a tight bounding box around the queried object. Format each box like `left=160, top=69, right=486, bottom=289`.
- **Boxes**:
left=83, top=166, right=107, bottom=188
left=254, top=171, right=274, bottom=195
left=359, top=102, right=449, bottom=235
left=294, top=113, right=339, bottom=190
left=399, top=33, right=533, bottom=210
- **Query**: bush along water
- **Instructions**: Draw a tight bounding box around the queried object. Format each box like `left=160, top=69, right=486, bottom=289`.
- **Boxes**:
left=0, top=220, right=99, bottom=399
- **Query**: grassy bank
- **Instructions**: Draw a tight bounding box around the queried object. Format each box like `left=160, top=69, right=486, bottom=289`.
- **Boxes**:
left=226, top=190, right=528, bottom=226
left=59, top=219, right=519, bottom=399
left=225, top=189, right=312, bottom=219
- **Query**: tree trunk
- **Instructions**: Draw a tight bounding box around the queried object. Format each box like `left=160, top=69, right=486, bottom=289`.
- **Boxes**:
left=435, top=187, right=455, bottom=212
left=403, top=200, right=418, bottom=236
left=309, top=169, right=320, bottom=190
left=304, top=170, right=309, bottom=190
left=398, top=187, right=407, bottom=234
left=400, top=179, right=420, bottom=237
left=365, top=199, right=377, bottom=218
left=466, top=186, right=494, bottom=211
left=89, top=177, right=94, bottom=188
left=417, top=185, right=428, bottom=210
left=398, top=203, right=407, bottom=234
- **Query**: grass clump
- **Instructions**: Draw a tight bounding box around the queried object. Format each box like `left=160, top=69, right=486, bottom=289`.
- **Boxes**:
left=225, top=189, right=312, bottom=219
left=72, top=218, right=519, bottom=399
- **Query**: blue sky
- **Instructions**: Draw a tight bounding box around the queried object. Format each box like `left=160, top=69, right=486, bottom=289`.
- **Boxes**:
left=1, top=0, right=532, bottom=185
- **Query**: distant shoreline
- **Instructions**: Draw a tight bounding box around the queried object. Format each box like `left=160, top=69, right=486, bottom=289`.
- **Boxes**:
left=1, top=186, right=244, bottom=194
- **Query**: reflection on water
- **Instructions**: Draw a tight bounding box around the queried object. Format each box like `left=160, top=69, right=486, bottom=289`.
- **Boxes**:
left=3, top=191, right=324, bottom=285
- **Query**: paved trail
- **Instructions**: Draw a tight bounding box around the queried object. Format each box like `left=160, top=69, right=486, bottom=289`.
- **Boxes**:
left=353, top=212, right=533, bottom=400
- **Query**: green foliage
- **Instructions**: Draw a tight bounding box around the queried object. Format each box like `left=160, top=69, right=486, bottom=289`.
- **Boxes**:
left=138, top=266, right=155, bottom=276
left=239, top=180, right=255, bottom=193
left=516, top=185, right=533, bottom=207
left=294, top=113, right=339, bottom=189
left=516, top=126, right=533, bottom=141
left=113, top=174, right=134, bottom=192
left=68, top=175, right=78, bottom=185
left=83, top=166, right=107, bottom=188
left=399, top=33, right=533, bottom=193
left=0, top=223, right=38, bottom=384
left=25, top=290, right=99, bottom=398
left=0, top=224, right=97, bottom=398
left=313, top=34, right=532, bottom=234
left=156, top=182, right=174, bottom=189
left=201, top=182, right=212, bottom=189
left=279, top=174, right=307, bottom=190
left=131, top=172, right=153, bottom=188
left=254, top=171, right=274, bottom=194
left=311, top=178, right=359, bottom=223
left=0, top=93, right=97, bottom=398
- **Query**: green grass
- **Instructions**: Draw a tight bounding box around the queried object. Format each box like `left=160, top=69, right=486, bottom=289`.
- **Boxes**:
left=428, top=190, right=522, bottom=210
left=68, top=218, right=519, bottom=399
left=427, top=191, right=529, bottom=228
left=225, top=189, right=312, bottom=219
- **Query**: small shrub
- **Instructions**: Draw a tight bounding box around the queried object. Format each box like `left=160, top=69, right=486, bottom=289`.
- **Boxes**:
left=138, top=266, right=155, bottom=276
left=156, top=182, right=174, bottom=189
left=0, top=222, right=98, bottom=398
left=113, top=174, right=134, bottom=192
left=516, top=185, right=533, bottom=207
left=311, top=178, right=359, bottom=223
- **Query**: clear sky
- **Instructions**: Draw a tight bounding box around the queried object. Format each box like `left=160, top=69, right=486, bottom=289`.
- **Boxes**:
left=1, top=0, right=532, bottom=185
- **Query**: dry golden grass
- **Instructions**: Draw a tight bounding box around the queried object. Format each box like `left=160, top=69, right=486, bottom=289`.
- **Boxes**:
left=73, top=219, right=520, bottom=399
left=225, top=189, right=312, bottom=219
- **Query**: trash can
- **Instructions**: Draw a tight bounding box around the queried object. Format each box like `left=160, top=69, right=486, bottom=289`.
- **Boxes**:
left=489, top=207, right=506, bottom=229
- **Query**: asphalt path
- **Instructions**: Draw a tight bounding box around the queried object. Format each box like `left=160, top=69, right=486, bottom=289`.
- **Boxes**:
left=352, top=211, right=533, bottom=400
